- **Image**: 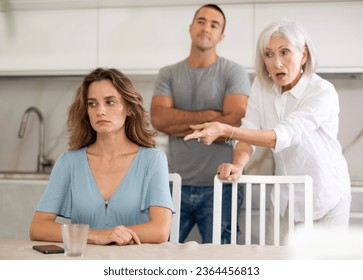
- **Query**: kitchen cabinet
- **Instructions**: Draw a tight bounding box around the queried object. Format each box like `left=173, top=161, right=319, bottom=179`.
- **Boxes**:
left=98, top=5, right=254, bottom=74
left=254, top=1, right=363, bottom=73
left=0, top=9, right=98, bottom=75
left=0, top=179, right=47, bottom=239
left=350, top=184, right=363, bottom=226
left=0, top=1, right=362, bottom=76
left=98, top=7, right=191, bottom=75
left=0, top=178, right=69, bottom=239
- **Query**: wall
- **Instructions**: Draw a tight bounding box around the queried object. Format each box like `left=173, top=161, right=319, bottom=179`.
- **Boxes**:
left=0, top=76, right=159, bottom=171
left=1, top=75, right=362, bottom=178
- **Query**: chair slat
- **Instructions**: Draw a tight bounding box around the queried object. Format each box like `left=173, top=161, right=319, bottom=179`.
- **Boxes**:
left=169, top=173, right=182, bottom=243
left=273, top=183, right=280, bottom=246
left=213, top=175, right=314, bottom=246
left=212, top=177, right=223, bottom=244
left=231, top=182, right=238, bottom=245
left=245, top=182, right=252, bottom=245
left=259, top=183, right=266, bottom=245
left=288, top=183, right=295, bottom=244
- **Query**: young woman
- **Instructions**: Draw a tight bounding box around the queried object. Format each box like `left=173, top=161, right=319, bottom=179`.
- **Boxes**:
left=30, top=68, right=174, bottom=246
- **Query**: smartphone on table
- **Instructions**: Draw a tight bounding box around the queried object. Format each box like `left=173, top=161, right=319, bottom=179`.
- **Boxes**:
left=33, top=244, right=64, bottom=254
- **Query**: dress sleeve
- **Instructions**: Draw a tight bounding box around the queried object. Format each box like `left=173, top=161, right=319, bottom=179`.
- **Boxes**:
left=140, top=150, right=175, bottom=214
left=35, top=152, right=72, bottom=218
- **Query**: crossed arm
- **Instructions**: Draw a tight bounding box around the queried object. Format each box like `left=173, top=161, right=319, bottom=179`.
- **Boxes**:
left=29, top=206, right=172, bottom=246
left=150, top=94, right=248, bottom=138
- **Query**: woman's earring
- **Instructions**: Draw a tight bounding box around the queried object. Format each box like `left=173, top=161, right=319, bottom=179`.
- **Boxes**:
left=300, top=67, right=304, bottom=74
left=268, top=73, right=271, bottom=78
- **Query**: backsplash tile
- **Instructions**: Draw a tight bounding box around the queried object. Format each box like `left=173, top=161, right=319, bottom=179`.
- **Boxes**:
left=0, top=75, right=362, bottom=179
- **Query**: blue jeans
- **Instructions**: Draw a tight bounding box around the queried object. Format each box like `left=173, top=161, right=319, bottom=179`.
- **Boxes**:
left=179, top=184, right=244, bottom=244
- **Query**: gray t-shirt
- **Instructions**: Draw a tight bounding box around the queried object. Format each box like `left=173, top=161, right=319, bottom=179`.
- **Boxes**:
left=154, top=57, right=250, bottom=185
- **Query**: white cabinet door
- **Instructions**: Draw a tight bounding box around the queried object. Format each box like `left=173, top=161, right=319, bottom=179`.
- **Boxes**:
left=254, top=2, right=363, bottom=72
left=350, top=186, right=363, bottom=226
left=0, top=9, right=98, bottom=75
left=219, top=5, right=254, bottom=71
left=98, top=5, right=254, bottom=74
left=98, top=7, right=191, bottom=74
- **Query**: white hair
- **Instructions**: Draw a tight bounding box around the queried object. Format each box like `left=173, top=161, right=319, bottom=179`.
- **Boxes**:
left=255, top=20, right=318, bottom=89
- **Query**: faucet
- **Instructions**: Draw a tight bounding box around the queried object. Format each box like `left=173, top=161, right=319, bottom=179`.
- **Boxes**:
left=18, top=107, right=53, bottom=173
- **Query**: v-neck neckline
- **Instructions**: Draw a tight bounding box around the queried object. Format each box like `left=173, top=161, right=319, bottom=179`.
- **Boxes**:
left=83, top=146, right=143, bottom=203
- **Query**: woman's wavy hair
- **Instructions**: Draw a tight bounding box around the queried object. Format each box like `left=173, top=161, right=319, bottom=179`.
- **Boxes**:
left=67, top=68, right=156, bottom=150
left=255, top=20, right=318, bottom=89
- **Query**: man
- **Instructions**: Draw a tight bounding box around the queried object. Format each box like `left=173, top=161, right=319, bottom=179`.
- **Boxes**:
left=151, top=4, right=250, bottom=243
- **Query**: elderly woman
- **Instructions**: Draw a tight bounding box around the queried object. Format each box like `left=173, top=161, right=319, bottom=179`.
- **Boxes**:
left=185, top=20, right=351, bottom=242
left=30, top=68, right=174, bottom=246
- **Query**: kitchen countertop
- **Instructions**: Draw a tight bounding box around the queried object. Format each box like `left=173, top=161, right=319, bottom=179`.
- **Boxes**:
left=0, top=172, right=50, bottom=180
left=1, top=172, right=362, bottom=186
left=351, top=180, right=363, bottom=187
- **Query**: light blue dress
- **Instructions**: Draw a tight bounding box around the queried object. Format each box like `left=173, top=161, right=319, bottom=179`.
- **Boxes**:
left=36, top=147, right=174, bottom=228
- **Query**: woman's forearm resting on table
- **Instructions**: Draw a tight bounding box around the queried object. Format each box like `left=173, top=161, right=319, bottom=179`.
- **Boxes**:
left=29, top=212, right=63, bottom=242
left=128, top=206, right=172, bottom=244
left=29, top=206, right=172, bottom=246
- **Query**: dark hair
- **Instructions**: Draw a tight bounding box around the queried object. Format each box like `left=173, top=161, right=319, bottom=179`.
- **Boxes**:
left=192, top=4, right=226, bottom=33
left=67, top=68, right=156, bottom=150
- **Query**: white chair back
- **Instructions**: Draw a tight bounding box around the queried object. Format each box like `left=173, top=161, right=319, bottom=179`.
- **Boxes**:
left=213, top=175, right=313, bottom=245
left=169, top=173, right=182, bottom=243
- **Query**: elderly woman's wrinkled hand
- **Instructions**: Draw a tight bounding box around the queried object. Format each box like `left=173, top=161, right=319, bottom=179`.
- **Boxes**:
left=217, top=163, right=243, bottom=181
left=184, top=122, right=223, bottom=145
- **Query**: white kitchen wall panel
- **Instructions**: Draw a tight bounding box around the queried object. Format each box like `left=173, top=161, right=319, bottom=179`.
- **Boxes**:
left=97, top=5, right=254, bottom=74
left=0, top=9, right=98, bottom=75
left=254, top=1, right=363, bottom=73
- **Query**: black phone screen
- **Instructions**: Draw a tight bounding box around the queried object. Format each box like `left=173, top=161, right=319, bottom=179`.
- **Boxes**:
left=32, top=244, right=64, bottom=254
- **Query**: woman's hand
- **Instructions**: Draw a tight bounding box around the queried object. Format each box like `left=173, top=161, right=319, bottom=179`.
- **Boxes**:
left=88, top=225, right=141, bottom=246
left=217, top=163, right=243, bottom=182
left=184, top=122, right=226, bottom=145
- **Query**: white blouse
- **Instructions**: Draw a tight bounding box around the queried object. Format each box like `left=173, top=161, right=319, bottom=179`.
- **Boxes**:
left=242, top=73, right=351, bottom=221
